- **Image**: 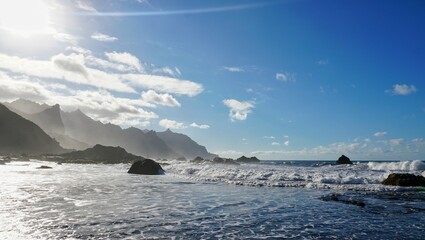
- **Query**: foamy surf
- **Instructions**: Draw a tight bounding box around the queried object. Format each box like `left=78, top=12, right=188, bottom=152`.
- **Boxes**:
left=164, top=160, right=425, bottom=191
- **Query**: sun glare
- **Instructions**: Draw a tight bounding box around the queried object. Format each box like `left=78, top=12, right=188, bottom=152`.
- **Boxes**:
left=0, top=0, right=51, bottom=36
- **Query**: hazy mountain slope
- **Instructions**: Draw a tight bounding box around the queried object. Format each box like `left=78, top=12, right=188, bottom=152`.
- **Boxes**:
left=3, top=99, right=215, bottom=159
left=61, top=110, right=178, bottom=159
left=0, top=103, right=65, bottom=155
left=156, top=129, right=217, bottom=159
left=4, top=101, right=90, bottom=150
left=30, top=104, right=65, bottom=136
left=4, top=99, right=49, bottom=114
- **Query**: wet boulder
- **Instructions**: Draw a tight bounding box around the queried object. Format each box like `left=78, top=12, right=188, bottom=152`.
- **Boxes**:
left=236, top=155, right=260, bottom=163
left=382, top=173, right=425, bottom=187
left=128, top=159, right=164, bottom=175
left=336, top=155, right=352, bottom=165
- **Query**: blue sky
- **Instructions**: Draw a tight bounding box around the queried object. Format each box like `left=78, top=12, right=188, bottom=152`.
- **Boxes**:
left=0, top=0, right=424, bottom=160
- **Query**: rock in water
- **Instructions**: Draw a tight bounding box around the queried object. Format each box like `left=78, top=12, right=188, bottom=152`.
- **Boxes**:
left=236, top=156, right=260, bottom=163
left=382, top=173, right=425, bottom=187
left=128, top=159, right=164, bottom=175
left=336, top=155, right=352, bottom=164
left=37, top=165, right=52, bottom=169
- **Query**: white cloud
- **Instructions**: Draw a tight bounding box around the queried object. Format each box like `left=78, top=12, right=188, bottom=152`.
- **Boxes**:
left=52, top=53, right=89, bottom=78
left=141, top=90, right=180, bottom=107
left=271, top=142, right=280, bottom=146
left=224, top=66, right=244, bottom=72
left=412, top=138, right=425, bottom=149
left=0, top=53, right=134, bottom=93
left=0, top=52, right=203, bottom=97
left=105, top=51, right=142, bottom=71
left=283, top=140, right=290, bottom=146
left=387, top=138, right=404, bottom=147
left=152, top=66, right=181, bottom=78
left=159, top=119, right=186, bottom=129
left=374, top=131, right=387, bottom=137
left=276, top=72, right=296, bottom=82
left=0, top=72, right=51, bottom=102
left=190, top=122, right=210, bottom=129
left=125, top=74, right=203, bottom=97
left=0, top=71, right=157, bottom=126
left=389, top=84, right=417, bottom=96
left=76, top=0, right=97, bottom=12
left=52, top=32, right=78, bottom=44
left=66, top=46, right=92, bottom=55
left=91, top=32, right=118, bottom=42
left=284, top=135, right=289, bottom=138
left=223, top=99, right=254, bottom=121
left=264, top=136, right=275, bottom=139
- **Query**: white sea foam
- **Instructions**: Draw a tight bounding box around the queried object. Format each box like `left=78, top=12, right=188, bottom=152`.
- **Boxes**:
left=367, top=160, right=425, bottom=171
left=164, top=161, right=421, bottom=191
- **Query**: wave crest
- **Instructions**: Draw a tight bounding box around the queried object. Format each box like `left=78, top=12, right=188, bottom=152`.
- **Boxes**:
left=367, top=160, right=425, bottom=171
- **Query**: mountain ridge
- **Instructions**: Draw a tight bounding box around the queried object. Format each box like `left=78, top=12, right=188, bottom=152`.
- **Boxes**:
left=3, top=99, right=216, bottom=159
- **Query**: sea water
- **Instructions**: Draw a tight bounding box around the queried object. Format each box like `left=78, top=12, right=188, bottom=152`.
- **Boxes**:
left=0, top=159, right=424, bottom=239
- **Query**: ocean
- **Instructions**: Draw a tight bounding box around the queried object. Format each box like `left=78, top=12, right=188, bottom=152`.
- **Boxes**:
left=1, top=159, right=424, bottom=239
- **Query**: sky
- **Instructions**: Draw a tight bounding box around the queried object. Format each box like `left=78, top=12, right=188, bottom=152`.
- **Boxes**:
left=0, top=0, right=424, bottom=160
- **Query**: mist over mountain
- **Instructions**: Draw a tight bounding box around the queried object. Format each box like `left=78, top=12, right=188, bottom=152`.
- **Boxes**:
left=157, top=129, right=217, bottom=160
left=2, top=99, right=215, bottom=159
left=61, top=110, right=177, bottom=159
left=4, top=99, right=49, bottom=115
left=5, top=101, right=90, bottom=150
left=0, top=103, right=65, bottom=155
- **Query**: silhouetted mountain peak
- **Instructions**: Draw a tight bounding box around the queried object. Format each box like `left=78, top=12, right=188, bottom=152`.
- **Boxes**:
left=0, top=103, right=65, bottom=155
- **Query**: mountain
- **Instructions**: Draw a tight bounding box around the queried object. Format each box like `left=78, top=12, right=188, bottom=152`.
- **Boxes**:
left=156, top=129, right=217, bottom=159
left=0, top=103, right=65, bottom=155
left=61, top=110, right=178, bottom=159
left=3, top=99, right=215, bottom=160
left=4, top=101, right=90, bottom=150
left=30, top=104, right=65, bottom=136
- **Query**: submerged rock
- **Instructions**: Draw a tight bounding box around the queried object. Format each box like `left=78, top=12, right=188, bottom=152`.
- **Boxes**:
left=128, top=159, right=164, bottom=175
left=382, top=173, right=425, bottom=187
left=37, top=165, right=52, bottom=169
left=236, top=156, right=260, bottom=163
left=336, top=155, right=352, bottom=165
left=320, top=194, right=365, bottom=207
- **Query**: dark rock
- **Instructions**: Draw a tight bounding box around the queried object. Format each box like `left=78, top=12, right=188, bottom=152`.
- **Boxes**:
left=37, top=165, right=52, bottom=169
left=320, top=194, right=365, bottom=207
left=213, top=157, right=239, bottom=165
left=382, top=173, right=425, bottom=187
left=236, top=155, right=260, bottom=163
left=191, top=156, right=204, bottom=163
left=128, top=159, right=164, bottom=175
left=336, top=155, right=352, bottom=165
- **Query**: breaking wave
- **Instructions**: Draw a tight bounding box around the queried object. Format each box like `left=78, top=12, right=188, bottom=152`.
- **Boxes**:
left=165, top=160, right=425, bottom=191
left=367, top=160, right=425, bottom=171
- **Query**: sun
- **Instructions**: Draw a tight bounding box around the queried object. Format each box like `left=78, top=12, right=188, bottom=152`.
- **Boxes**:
left=0, top=0, right=51, bottom=36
